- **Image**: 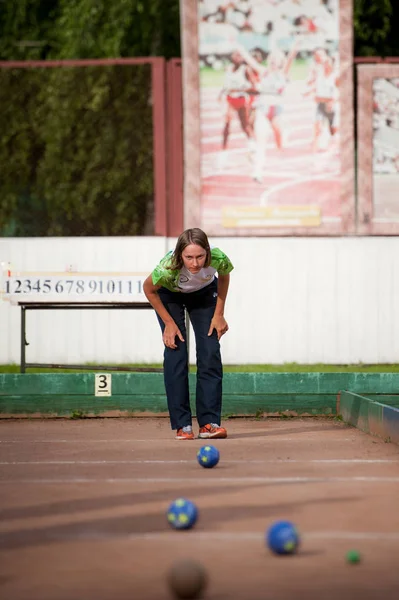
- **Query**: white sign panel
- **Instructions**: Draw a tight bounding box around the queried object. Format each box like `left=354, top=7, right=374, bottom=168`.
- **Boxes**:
left=0, top=265, right=148, bottom=303
left=95, top=374, right=112, bottom=397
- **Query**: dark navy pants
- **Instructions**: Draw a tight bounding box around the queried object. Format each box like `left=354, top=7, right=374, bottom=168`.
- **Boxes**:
left=156, top=279, right=223, bottom=430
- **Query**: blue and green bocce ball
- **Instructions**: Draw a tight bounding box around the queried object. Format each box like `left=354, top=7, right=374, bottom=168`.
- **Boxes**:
left=167, top=498, right=198, bottom=530
left=197, top=445, right=220, bottom=468
left=266, top=520, right=300, bottom=555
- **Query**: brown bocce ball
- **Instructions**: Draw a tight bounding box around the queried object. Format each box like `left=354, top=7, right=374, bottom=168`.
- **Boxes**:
left=167, top=559, right=208, bottom=599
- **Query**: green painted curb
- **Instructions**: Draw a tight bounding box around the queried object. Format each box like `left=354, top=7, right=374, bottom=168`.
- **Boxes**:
left=1, top=373, right=399, bottom=418
left=339, top=391, right=399, bottom=444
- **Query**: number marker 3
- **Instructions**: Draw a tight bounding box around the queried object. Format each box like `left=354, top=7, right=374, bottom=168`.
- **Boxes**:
left=95, top=374, right=112, bottom=397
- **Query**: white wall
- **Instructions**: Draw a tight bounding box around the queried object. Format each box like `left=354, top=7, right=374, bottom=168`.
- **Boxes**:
left=1, top=236, right=399, bottom=365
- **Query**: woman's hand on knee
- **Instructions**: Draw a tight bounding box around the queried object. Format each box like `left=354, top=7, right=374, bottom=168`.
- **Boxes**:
left=163, top=322, right=185, bottom=349
left=208, top=316, right=229, bottom=340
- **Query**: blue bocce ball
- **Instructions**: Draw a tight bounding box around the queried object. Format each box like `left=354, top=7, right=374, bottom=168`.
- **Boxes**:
left=266, top=520, right=300, bottom=555
left=197, top=445, right=220, bottom=468
left=167, top=498, right=198, bottom=530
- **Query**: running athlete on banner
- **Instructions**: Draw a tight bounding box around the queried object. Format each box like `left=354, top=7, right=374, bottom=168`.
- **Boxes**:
left=304, top=49, right=340, bottom=153
left=237, top=40, right=300, bottom=183
left=218, top=50, right=257, bottom=164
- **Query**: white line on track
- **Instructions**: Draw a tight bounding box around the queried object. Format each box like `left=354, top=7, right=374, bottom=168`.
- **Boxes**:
left=0, top=459, right=397, bottom=465
left=307, top=531, right=399, bottom=541
left=0, top=438, right=356, bottom=444
left=259, top=172, right=341, bottom=206
left=202, top=132, right=309, bottom=147
left=201, top=117, right=312, bottom=131
left=2, top=476, right=399, bottom=484
left=202, top=170, right=302, bottom=180
left=43, top=531, right=399, bottom=543
left=201, top=148, right=338, bottom=167
left=0, top=440, right=177, bottom=443
left=201, top=102, right=313, bottom=112
left=128, top=531, right=399, bottom=542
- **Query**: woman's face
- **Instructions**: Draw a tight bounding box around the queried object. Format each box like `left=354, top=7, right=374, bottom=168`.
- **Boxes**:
left=231, top=51, right=243, bottom=66
left=181, top=244, right=207, bottom=273
left=251, top=50, right=263, bottom=64
left=314, top=49, right=326, bottom=64
left=269, top=50, right=284, bottom=71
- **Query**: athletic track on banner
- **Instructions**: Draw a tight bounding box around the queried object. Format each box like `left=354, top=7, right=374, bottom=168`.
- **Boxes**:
left=200, top=81, right=341, bottom=231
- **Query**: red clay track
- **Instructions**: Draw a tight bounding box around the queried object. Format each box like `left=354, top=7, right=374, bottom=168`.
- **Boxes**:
left=0, top=417, right=399, bottom=599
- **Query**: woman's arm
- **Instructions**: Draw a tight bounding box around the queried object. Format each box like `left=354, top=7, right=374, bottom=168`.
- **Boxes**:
left=208, top=274, right=230, bottom=340
left=283, top=38, right=301, bottom=76
left=143, top=276, right=184, bottom=349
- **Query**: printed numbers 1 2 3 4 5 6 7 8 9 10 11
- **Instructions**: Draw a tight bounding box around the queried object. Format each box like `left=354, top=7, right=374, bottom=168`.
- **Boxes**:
left=3, top=277, right=144, bottom=295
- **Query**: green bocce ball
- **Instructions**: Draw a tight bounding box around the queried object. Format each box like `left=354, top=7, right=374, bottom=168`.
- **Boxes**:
left=346, top=550, right=361, bottom=564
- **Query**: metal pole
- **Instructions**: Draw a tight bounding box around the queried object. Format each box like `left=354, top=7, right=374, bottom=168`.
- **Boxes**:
left=152, top=58, right=168, bottom=236
left=21, top=306, right=26, bottom=373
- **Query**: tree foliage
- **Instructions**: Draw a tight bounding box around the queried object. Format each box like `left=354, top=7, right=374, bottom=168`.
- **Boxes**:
left=0, top=0, right=180, bottom=236
left=0, top=0, right=60, bottom=61
left=354, top=0, right=396, bottom=56
left=0, top=64, right=153, bottom=236
left=0, top=0, right=396, bottom=62
left=53, top=0, right=180, bottom=59
left=0, top=0, right=398, bottom=236
left=0, top=0, right=181, bottom=61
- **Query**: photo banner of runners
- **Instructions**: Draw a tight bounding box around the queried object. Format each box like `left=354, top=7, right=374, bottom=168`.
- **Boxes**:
left=372, top=77, right=399, bottom=224
left=198, top=0, right=348, bottom=234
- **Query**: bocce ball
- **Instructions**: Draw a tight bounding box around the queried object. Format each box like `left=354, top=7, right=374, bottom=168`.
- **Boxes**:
left=167, top=559, right=208, bottom=599
left=266, top=520, right=300, bottom=555
left=167, top=498, right=198, bottom=530
left=197, top=445, right=220, bottom=468
left=346, top=549, right=361, bottom=564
